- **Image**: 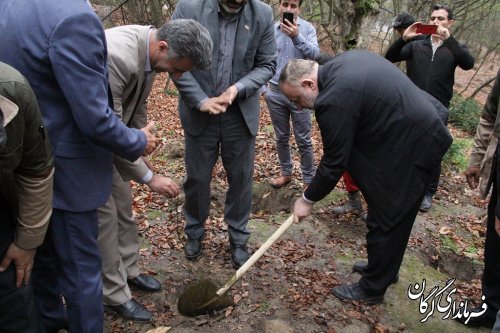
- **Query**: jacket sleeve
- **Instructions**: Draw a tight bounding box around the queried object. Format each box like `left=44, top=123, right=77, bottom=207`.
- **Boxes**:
left=292, top=21, right=320, bottom=60
left=235, top=7, right=277, bottom=99
left=14, top=79, right=54, bottom=249
left=443, top=36, right=474, bottom=70
left=468, top=114, right=494, bottom=168
left=48, top=11, right=146, bottom=161
left=113, top=155, right=151, bottom=183
left=385, top=37, right=412, bottom=63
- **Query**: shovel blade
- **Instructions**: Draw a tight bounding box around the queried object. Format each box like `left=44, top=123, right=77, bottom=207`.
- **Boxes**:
left=177, top=279, right=234, bottom=317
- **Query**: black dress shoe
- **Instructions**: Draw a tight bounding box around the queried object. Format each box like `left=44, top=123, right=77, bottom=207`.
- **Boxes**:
left=419, top=194, right=433, bottom=212
left=104, top=299, right=152, bottom=322
left=230, top=243, right=250, bottom=269
left=454, top=306, right=497, bottom=328
left=184, top=237, right=203, bottom=260
left=332, top=282, right=384, bottom=305
left=128, top=274, right=161, bottom=292
left=352, top=260, right=399, bottom=284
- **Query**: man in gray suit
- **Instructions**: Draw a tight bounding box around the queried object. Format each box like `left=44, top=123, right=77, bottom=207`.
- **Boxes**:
left=101, top=19, right=213, bottom=322
left=172, top=0, right=276, bottom=269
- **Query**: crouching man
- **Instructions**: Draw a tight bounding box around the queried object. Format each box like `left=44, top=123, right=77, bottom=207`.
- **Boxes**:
left=279, top=51, right=452, bottom=304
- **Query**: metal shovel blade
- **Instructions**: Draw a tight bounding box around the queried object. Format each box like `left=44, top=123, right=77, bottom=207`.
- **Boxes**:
left=177, top=214, right=295, bottom=317
left=177, top=279, right=234, bottom=317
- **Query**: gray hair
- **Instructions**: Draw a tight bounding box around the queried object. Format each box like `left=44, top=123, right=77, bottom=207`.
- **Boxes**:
left=157, top=19, right=213, bottom=70
left=278, top=59, right=317, bottom=87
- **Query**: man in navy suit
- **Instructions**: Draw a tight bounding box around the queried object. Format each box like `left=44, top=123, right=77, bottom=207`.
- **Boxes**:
left=0, top=0, right=157, bottom=331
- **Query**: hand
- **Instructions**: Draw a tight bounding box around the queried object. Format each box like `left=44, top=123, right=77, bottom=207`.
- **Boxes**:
left=141, top=156, right=154, bottom=172
left=464, top=166, right=480, bottom=189
left=402, top=22, right=421, bottom=42
left=0, top=243, right=36, bottom=288
left=222, top=85, right=238, bottom=105
left=434, top=25, right=450, bottom=41
left=147, top=174, right=180, bottom=198
left=280, top=18, right=299, bottom=38
left=496, top=217, right=500, bottom=237
left=200, top=97, right=229, bottom=115
left=140, top=121, right=158, bottom=155
left=293, top=196, right=314, bottom=223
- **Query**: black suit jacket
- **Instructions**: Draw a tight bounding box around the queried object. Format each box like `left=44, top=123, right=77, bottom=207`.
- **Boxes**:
left=305, top=50, right=453, bottom=230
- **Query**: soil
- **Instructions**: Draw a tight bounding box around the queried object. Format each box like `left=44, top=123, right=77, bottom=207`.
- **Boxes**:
left=102, top=59, right=498, bottom=333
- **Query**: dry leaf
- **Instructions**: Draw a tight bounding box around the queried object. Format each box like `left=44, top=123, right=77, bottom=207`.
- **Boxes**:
left=146, top=327, right=171, bottom=333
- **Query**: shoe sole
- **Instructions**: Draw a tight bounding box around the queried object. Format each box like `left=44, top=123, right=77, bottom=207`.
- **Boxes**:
left=185, top=249, right=202, bottom=261
left=104, top=306, right=152, bottom=322
left=331, top=289, right=384, bottom=305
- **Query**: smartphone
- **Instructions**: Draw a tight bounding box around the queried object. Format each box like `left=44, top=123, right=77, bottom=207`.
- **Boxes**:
left=415, top=23, right=438, bottom=35
left=282, top=12, right=294, bottom=24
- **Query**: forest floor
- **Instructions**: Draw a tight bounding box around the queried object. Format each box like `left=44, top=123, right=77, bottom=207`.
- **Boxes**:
left=103, top=56, right=499, bottom=333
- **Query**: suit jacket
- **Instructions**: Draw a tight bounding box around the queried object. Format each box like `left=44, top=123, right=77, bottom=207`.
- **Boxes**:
left=172, top=0, right=277, bottom=136
left=106, top=25, right=157, bottom=181
left=304, top=50, right=453, bottom=230
left=0, top=0, right=146, bottom=212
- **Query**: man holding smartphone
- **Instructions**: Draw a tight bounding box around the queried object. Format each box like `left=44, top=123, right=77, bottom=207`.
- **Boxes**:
left=385, top=4, right=474, bottom=212
left=265, top=0, right=320, bottom=190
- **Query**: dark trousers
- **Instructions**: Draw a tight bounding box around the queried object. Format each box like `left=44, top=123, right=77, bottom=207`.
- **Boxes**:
left=183, top=105, right=255, bottom=244
left=483, top=146, right=500, bottom=311
left=0, top=237, right=45, bottom=333
left=427, top=163, right=441, bottom=195
left=33, top=209, right=103, bottom=333
left=0, top=199, right=44, bottom=332
left=359, top=198, right=423, bottom=295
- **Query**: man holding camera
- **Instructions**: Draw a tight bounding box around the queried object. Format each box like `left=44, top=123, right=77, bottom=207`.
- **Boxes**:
left=385, top=4, right=474, bottom=212
left=264, top=0, right=319, bottom=190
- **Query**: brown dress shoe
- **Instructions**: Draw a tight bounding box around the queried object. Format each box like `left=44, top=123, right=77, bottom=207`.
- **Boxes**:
left=269, top=175, right=292, bottom=189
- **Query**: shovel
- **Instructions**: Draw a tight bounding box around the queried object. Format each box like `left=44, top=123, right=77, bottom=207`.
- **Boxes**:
left=177, top=214, right=295, bottom=317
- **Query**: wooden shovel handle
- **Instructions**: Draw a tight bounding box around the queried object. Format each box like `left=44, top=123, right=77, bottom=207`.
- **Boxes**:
left=216, top=214, right=295, bottom=296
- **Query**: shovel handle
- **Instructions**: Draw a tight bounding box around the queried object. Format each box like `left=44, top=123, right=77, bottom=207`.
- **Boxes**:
left=216, top=214, right=295, bottom=296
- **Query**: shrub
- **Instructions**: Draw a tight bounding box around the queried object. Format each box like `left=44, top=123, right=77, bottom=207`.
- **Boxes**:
left=448, top=95, right=482, bottom=135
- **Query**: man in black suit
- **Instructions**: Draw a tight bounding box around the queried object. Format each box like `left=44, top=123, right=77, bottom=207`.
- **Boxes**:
left=279, top=51, right=452, bottom=304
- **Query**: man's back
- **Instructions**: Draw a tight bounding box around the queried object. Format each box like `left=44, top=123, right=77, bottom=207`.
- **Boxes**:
left=0, top=0, right=146, bottom=211
left=315, top=50, right=452, bottom=226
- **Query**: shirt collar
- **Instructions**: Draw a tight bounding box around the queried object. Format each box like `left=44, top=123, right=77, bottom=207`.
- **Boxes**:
left=0, top=95, right=19, bottom=126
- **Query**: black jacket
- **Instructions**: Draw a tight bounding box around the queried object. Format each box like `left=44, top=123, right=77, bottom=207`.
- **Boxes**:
left=385, top=36, right=474, bottom=108
left=304, top=51, right=452, bottom=230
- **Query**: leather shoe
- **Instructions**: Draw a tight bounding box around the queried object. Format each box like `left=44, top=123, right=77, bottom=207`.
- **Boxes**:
left=332, top=282, right=384, bottom=305
left=269, top=175, right=292, bottom=189
left=352, top=260, right=399, bottom=284
left=128, top=274, right=161, bottom=292
left=230, top=243, right=250, bottom=269
left=419, top=194, right=433, bottom=212
left=184, top=237, right=203, bottom=260
left=454, top=306, right=496, bottom=328
left=104, top=299, right=152, bottom=322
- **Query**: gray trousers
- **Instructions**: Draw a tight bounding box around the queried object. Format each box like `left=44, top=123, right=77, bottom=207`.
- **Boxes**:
left=264, top=86, right=315, bottom=183
left=183, top=105, right=255, bottom=245
left=97, top=167, right=140, bottom=306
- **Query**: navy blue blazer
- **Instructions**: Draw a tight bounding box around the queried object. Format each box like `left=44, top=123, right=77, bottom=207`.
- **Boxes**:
left=0, top=0, right=147, bottom=212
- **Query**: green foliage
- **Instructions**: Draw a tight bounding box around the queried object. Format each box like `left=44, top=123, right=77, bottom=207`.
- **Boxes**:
left=164, top=87, right=179, bottom=96
left=441, top=137, right=472, bottom=173
left=440, top=235, right=458, bottom=253
left=448, top=95, right=482, bottom=135
left=354, top=0, right=379, bottom=16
